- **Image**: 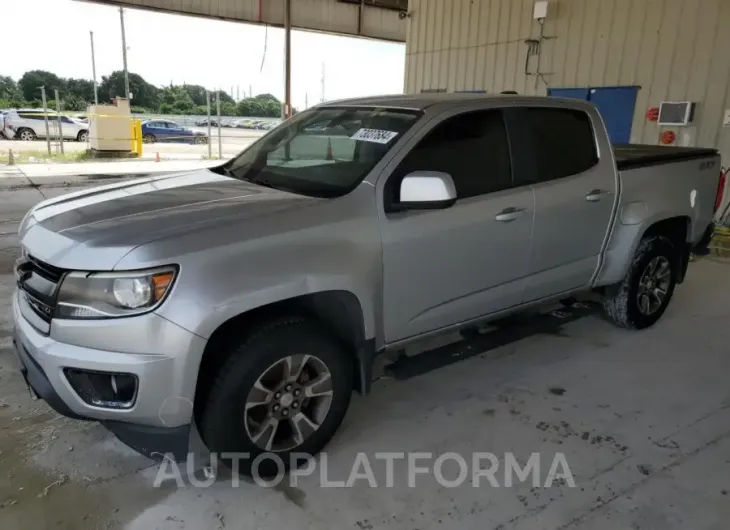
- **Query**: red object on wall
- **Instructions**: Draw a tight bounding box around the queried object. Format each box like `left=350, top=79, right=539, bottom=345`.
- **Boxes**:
left=646, top=107, right=660, bottom=121
left=660, top=130, right=676, bottom=145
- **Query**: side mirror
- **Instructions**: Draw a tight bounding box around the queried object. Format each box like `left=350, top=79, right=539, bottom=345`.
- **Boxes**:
left=398, top=171, right=457, bottom=210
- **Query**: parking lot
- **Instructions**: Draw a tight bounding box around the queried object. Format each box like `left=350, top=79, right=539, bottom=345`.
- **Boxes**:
left=0, top=181, right=728, bottom=529
left=1, top=128, right=264, bottom=160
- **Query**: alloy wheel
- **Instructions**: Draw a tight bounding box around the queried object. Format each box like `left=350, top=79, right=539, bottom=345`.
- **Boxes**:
left=244, top=354, right=333, bottom=452
left=636, top=256, right=671, bottom=315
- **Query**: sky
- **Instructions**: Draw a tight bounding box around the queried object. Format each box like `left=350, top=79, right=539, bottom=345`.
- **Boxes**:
left=3, top=0, right=406, bottom=109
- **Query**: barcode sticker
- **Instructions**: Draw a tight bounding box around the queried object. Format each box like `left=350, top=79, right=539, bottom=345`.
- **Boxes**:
left=350, top=128, right=399, bottom=144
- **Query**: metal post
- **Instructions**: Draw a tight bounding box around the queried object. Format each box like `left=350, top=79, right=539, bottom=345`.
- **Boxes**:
left=55, top=89, right=64, bottom=155
left=120, top=7, right=130, bottom=99
left=90, top=31, right=99, bottom=105
left=206, top=91, right=212, bottom=159
left=216, top=90, right=222, bottom=159
left=40, top=87, right=51, bottom=155
left=284, top=0, right=292, bottom=120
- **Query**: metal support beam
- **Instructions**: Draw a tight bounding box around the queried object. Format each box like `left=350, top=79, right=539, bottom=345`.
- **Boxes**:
left=283, top=0, right=292, bottom=120
left=120, top=7, right=130, bottom=99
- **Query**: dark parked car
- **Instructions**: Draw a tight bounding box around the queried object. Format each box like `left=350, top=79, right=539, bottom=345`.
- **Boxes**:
left=142, top=120, right=208, bottom=144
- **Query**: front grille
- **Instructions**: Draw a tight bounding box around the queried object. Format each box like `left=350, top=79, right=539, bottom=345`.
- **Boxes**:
left=16, top=254, right=66, bottom=323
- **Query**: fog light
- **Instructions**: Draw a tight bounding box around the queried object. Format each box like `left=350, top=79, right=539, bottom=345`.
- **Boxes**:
left=64, top=369, right=137, bottom=409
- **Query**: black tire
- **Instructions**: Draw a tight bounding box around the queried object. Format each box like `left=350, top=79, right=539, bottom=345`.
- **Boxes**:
left=200, top=317, right=353, bottom=477
left=17, top=128, right=36, bottom=141
left=194, top=135, right=207, bottom=145
left=77, top=130, right=89, bottom=142
left=143, top=133, right=156, bottom=144
left=602, top=235, right=678, bottom=329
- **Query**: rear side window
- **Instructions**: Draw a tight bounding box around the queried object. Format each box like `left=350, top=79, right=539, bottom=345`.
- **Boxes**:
left=392, top=109, right=512, bottom=201
left=525, top=107, right=598, bottom=182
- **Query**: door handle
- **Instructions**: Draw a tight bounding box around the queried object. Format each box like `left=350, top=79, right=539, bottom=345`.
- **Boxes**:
left=495, top=207, right=526, bottom=222
left=585, top=189, right=611, bottom=202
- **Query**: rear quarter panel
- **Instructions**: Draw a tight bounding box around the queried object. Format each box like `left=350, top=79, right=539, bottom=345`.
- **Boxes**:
left=595, top=154, right=720, bottom=286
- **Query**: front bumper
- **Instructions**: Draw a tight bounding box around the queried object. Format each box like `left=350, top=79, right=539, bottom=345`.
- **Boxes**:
left=12, top=290, right=206, bottom=460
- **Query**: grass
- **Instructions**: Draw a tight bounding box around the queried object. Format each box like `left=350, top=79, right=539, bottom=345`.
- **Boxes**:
left=0, top=149, right=92, bottom=165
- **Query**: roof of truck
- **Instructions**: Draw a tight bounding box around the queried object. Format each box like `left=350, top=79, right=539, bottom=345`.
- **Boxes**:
left=319, top=92, right=549, bottom=110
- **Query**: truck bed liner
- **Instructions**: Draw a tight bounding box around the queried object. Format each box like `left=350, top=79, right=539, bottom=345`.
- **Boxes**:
left=614, top=144, right=718, bottom=171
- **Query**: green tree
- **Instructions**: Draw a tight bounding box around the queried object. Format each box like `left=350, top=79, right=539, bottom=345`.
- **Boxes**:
left=0, top=76, right=21, bottom=100
left=99, top=71, right=159, bottom=109
left=181, top=84, right=208, bottom=106
left=18, top=70, right=64, bottom=102
left=64, top=78, right=95, bottom=104
left=235, top=94, right=283, bottom=117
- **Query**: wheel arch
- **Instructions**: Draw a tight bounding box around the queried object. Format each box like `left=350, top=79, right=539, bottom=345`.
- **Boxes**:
left=192, top=290, right=372, bottom=424
left=596, top=214, right=691, bottom=287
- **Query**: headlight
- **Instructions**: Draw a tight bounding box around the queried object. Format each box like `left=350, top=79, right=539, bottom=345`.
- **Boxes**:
left=55, top=266, right=177, bottom=319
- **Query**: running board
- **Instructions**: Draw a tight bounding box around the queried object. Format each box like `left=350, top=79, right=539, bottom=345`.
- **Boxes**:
left=384, top=301, right=599, bottom=381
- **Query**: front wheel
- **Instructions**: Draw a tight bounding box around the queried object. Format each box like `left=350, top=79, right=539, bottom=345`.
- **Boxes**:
left=77, top=130, right=89, bottom=142
left=200, top=318, right=353, bottom=476
left=194, top=135, right=207, bottom=145
left=602, top=235, right=677, bottom=329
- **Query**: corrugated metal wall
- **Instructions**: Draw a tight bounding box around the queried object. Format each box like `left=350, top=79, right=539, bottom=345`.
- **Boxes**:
left=405, top=0, right=730, bottom=162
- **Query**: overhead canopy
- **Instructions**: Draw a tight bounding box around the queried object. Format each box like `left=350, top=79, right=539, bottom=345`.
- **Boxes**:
left=76, top=0, right=407, bottom=42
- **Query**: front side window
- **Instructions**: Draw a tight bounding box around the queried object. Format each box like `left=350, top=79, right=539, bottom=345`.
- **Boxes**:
left=223, top=106, right=421, bottom=198
left=389, top=109, right=512, bottom=203
left=524, top=107, right=598, bottom=182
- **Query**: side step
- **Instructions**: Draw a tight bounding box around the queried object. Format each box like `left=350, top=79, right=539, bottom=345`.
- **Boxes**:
left=384, top=301, right=599, bottom=381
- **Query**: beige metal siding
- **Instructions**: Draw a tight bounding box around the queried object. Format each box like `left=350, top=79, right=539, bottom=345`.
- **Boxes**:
left=406, top=0, right=730, bottom=162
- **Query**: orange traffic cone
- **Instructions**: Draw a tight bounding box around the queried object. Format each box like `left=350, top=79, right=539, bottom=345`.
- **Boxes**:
left=155, top=152, right=161, bottom=163
left=326, top=138, right=333, bottom=161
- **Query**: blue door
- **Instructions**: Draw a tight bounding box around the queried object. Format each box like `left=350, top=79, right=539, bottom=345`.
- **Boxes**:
left=587, top=87, right=639, bottom=145
left=548, top=86, right=639, bottom=144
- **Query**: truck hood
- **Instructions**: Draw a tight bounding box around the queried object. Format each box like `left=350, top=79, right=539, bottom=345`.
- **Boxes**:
left=20, top=169, right=319, bottom=270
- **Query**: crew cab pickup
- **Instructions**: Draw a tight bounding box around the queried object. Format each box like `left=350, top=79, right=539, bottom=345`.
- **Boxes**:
left=12, top=94, right=724, bottom=472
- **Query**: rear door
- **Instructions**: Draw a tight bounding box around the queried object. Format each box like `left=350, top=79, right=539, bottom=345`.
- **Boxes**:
left=380, top=106, right=535, bottom=342
left=509, top=105, right=617, bottom=301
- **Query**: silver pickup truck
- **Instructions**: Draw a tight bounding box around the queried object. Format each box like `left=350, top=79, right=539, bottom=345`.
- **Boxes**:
left=12, top=94, right=724, bottom=472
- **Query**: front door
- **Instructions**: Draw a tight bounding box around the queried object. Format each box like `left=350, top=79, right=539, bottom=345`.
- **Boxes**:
left=511, top=106, right=617, bottom=301
left=380, top=107, right=535, bottom=343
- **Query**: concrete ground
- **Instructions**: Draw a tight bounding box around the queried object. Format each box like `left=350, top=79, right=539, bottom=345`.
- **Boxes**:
left=0, top=179, right=729, bottom=529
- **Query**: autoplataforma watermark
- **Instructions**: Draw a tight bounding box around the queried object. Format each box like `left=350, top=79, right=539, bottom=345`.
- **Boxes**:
left=153, top=451, right=576, bottom=489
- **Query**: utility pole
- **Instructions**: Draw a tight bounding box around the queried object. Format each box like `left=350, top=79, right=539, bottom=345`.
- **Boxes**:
left=216, top=89, right=222, bottom=159
left=90, top=31, right=99, bottom=105
left=119, top=7, right=130, bottom=99
left=40, top=87, right=51, bottom=155
left=249, top=84, right=253, bottom=99
left=237, top=85, right=240, bottom=101
left=206, top=90, right=212, bottom=159
left=54, top=89, right=64, bottom=155
left=305, top=92, right=308, bottom=109
left=283, top=0, right=292, bottom=119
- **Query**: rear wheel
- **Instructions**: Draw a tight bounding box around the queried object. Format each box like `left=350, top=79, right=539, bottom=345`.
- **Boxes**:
left=18, top=128, right=36, bottom=141
left=200, top=318, right=353, bottom=477
left=142, top=133, right=156, bottom=144
left=602, top=235, right=678, bottom=329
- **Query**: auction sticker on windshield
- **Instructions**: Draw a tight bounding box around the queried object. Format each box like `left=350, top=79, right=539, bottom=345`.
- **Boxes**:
left=351, top=128, right=399, bottom=144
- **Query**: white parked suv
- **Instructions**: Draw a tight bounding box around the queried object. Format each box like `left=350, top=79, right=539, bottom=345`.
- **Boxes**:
left=3, top=109, right=89, bottom=142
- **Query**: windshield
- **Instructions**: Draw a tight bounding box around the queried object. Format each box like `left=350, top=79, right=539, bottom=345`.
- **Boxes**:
left=221, top=106, right=421, bottom=198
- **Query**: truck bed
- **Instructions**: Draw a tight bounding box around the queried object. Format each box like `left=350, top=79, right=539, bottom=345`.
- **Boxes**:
left=614, top=144, right=718, bottom=171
